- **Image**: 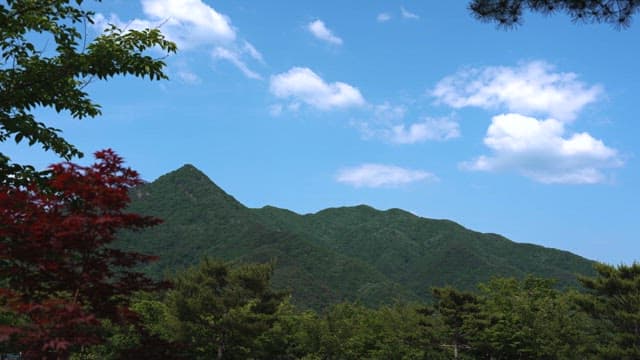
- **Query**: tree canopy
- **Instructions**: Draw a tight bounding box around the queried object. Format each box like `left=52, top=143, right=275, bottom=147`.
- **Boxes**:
left=577, top=262, right=640, bottom=358
left=0, top=0, right=176, bottom=184
left=469, top=0, right=640, bottom=28
left=162, top=259, right=288, bottom=360
left=0, top=149, right=165, bottom=358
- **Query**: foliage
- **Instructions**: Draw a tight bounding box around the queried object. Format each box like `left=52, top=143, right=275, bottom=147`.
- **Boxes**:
left=116, top=164, right=596, bottom=310
left=161, top=259, right=288, bottom=360
left=270, top=302, right=431, bottom=360
left=429, top=287, right=480, bottom=359
left=0, top=0, right=176, bottom=185
left=252, top=301, right=321, bottom=359
left=57, top=259, right=639, bottom=359
left=68, top=318, right=185, bottom=360
left=0, top=149, right=164, bottom=358
left=577, top=262, right=640, bottom=359
left=469, top=0, right=640, bottom=29
left=467, top=277, right=596, bottom=359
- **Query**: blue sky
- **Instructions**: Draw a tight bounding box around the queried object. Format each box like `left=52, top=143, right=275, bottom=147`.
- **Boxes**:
left=6, top=1, right=640, bottom=265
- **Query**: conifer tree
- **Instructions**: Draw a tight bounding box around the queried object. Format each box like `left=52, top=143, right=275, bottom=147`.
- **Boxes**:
left=469, top=0, right=639, bottom=28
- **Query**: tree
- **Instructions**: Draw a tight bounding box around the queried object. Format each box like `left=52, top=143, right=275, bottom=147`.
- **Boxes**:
left=69, top=294, right=187, bottom=359
left=468, top=277, right=595, bottom=359
left=429, top=287, right=480, bottom=359
left=469, top=0, right=640, bottom=28
left=577, top=262, right=640, bottom=359
left=163, top=259, right=288, bottom=360
left=0, top=0, right=176, bottom=185
left=301, top=302, right=427, bottom=360
left=0, top=149, right=165, bottom=359
left=252, top=301, right=322, bottom=360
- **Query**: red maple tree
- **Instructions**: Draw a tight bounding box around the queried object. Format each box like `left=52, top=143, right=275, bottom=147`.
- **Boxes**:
left=0, top=149, right=164, bottom=359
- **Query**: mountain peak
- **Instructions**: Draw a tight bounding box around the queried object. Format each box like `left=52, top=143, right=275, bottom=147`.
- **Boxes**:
left=160, top=164, right=214, bottom=184
left=172, top=163, right=208, bottom=178
left=142, top=164, right=245, bottom=213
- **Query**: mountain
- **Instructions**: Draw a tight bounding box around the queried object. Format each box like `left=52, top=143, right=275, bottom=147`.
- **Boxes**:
left=117, top=164, right=596, bottom=310
left=119, top=165, right=416, bottom=309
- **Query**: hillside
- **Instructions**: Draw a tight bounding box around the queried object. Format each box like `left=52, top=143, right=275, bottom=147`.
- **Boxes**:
left=253, top=205, right=595, bottom=297
left=118, top=165, right=416, bottom=309
left=117, top=164, right=596, bottom=310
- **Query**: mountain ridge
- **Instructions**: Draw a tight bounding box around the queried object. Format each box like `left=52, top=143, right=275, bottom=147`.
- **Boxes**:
left=118, top=164, right=596, bottom=310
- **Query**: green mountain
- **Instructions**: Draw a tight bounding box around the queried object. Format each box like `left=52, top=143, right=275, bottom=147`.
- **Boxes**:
left=117, top=164, right=596, bottom=310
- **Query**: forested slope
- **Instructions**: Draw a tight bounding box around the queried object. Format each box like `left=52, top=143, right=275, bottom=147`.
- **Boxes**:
left=117, top=164, right=596, bottom=309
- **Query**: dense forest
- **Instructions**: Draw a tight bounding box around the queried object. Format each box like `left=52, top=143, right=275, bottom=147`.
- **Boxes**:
left=86, top=260, right=640, bottom=359
left=116, top=164, right=597, bottom=310
left=8, top=257, right=639, bottom=359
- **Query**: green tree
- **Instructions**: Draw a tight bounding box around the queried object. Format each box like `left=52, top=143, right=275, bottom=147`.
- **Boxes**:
left=0, top=0, right=176, bottom=184
left=289, top=302, right=427, bottom=360
left=70, top=293, right=186, bottom=359
left=163, top=259, right=288, bottom=360
left=253, top=300, right=321, bottom=359
left=429, top=287, right=480, bottom=359
left=469, top=277, right=595, bottom=359
left=469, top=0, right=639, bottom=28
left=577, top=262, right=640, bottom=359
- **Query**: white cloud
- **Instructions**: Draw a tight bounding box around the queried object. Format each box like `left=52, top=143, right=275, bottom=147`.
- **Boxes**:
left=287, top=102, right=301, bottom=112
left=355, top=102, right=459, bottom=144
left=270, top=67, right=365, bottom=110
left=432, top=61, right=602, bottom=122
left=373, top=102, right=407, bottom=122
left=336, top=164, right=437, bottom=188
left=401, top=6, right=420, bottom=19
left=176, top=70, right=201, bottom=84
left=356, top=116, right=460, bottom=144
left=308, top=20, right=343, bottom=45
left=140, top=0, right=235, bottom=48
left=377, top=13, right=391, bottom=22
left=212, top=47, right=262, bottom=80
left=242, top=40, right=264, bottom=63
left=387, top=118, right=460, bottom=144
left=92, top=13, right=153, bottom=33
left=96, top=0, right=263, bottom=80
left=461, top=113, right=622, bottom=184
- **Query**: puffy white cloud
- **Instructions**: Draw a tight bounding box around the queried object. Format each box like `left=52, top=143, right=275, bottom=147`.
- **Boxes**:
left=432, top=61, right=602, bottom=122
left=96, top=0, right=263, bottom=80
left=308, top=20, right=343, bottom=45
left=336, top=164, right=437, bottom=188
left=269, top=67, right=365, bottom=110
left=140, top=0, right=235, bottom=48
left=377, top=13, right=391, bottom=22
left=212, top=47, right=262, bottom=80
left=462, top=113, right=622, bottom=184
left=401, top=7, right=419, bottom=19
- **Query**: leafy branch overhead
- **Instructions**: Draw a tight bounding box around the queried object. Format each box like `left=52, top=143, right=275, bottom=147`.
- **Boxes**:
left=469, top=0, right=640, bottom=28
left=0, top=0, right=176, bottom=184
